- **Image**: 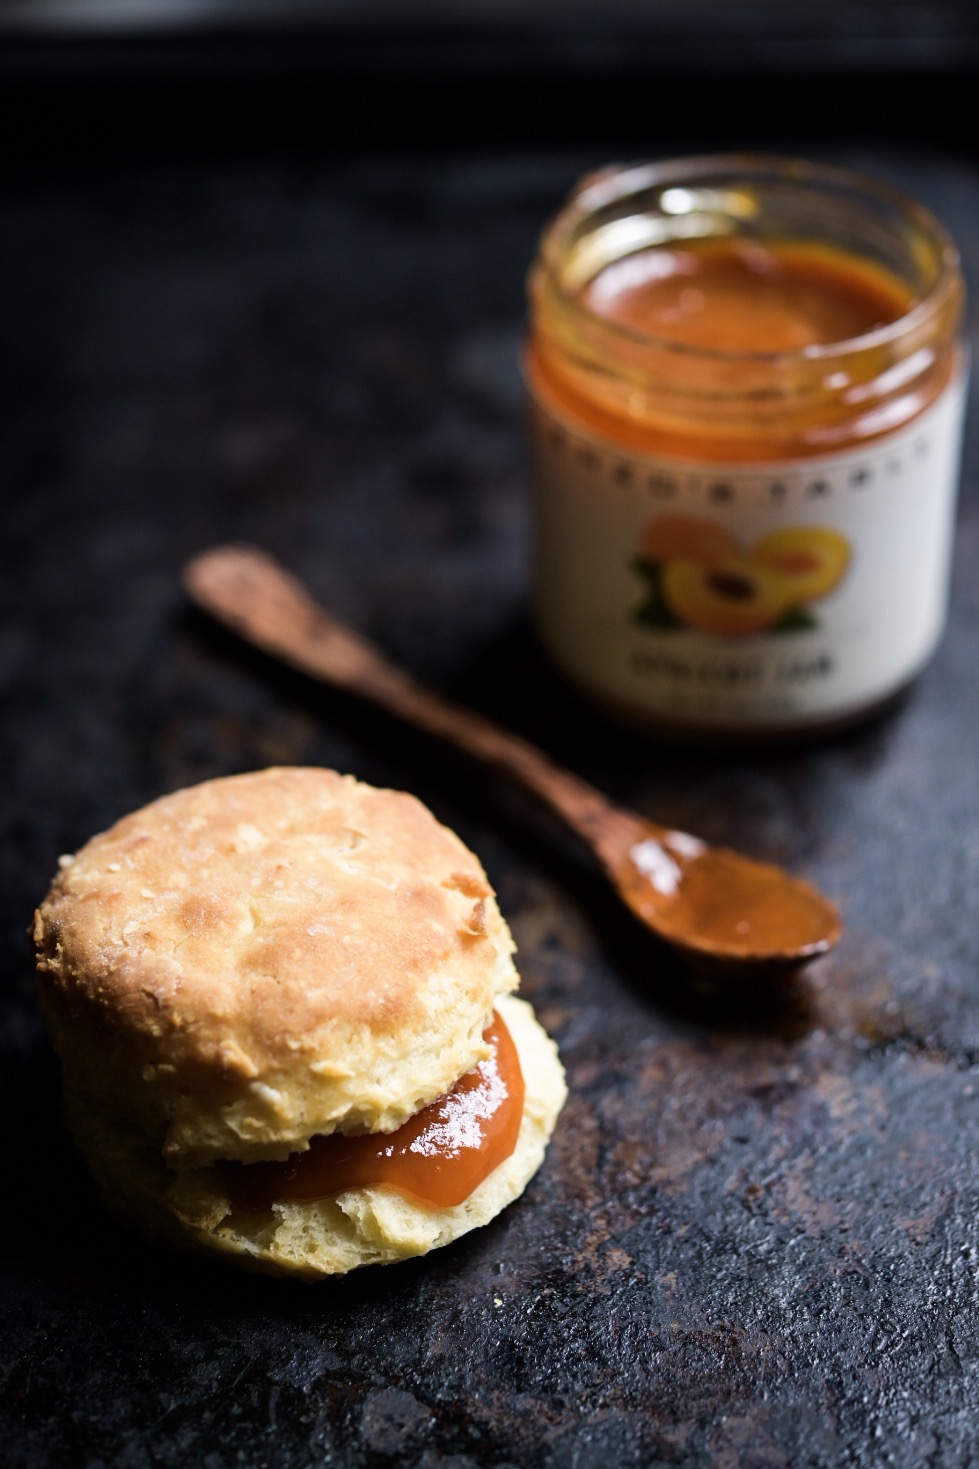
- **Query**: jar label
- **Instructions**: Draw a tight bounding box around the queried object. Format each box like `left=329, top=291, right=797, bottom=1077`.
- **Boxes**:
left=530, top=371, right=967, bottom=729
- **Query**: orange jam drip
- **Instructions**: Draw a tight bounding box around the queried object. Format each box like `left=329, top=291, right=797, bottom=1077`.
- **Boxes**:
left=222, top=1012, right=524, bottom=1212
left=582, top=237, right=912, bottom=353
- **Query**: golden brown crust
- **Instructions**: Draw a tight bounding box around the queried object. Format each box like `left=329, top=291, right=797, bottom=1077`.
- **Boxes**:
left=35, top=768, right=518, bottom=1165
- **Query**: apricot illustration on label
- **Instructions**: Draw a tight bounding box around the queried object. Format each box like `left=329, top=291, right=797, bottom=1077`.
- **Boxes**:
left=632, top=516, right=851, bottom=637
left=751, top=527, right=851, bottom=603
left=661, top=556, right=793, bottom=637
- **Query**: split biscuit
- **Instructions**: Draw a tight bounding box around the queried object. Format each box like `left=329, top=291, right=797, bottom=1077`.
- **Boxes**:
left=34, top=767, right=566, bottom=1277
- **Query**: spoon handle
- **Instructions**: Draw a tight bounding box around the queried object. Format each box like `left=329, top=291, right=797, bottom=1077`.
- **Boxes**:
left=184, top=544, right=636, bottom=856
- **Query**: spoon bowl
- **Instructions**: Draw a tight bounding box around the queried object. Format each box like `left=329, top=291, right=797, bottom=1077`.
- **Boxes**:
left=184, top=544, right=842, bottom=976
left=608, top=816, right=840, bottom=974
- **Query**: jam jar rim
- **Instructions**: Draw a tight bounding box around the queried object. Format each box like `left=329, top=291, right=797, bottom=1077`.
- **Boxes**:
left=534, top=152, right=963, bottom=369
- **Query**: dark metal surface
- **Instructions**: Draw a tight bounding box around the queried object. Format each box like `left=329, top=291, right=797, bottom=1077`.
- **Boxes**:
left=3, top=146, right=979, bottom=1468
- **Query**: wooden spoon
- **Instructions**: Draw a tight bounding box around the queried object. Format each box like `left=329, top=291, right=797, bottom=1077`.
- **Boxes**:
left=184, top=545, right=842, bottom=976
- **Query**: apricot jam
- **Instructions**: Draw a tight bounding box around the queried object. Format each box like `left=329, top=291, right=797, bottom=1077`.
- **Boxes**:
left=222, top=1012, right=524, bottom=1212
left=583, top=237, right=910, bottom=359
left=527, top=156, right=966, bottom=737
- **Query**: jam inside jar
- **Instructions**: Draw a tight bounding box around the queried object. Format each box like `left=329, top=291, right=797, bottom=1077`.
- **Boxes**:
left=527, top=155, right=966, bottom=739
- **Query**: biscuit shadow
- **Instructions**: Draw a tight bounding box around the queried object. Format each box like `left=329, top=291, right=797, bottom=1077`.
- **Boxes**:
left=0, top=1042, right=132, bottom=1271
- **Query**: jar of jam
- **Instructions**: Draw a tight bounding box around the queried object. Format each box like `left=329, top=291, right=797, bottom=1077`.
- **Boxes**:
left=526, top=155, right=967, bottom=738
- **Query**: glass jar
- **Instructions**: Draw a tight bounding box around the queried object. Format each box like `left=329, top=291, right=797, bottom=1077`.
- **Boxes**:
left=526, top=155, right=966, bottom=738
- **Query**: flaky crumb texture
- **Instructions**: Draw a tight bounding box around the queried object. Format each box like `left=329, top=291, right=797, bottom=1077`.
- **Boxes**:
left=66, top=995, right=567, bottom=1279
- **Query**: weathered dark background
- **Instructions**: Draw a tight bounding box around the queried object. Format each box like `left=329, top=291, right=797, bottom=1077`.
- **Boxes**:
left=3, top=7, right=979, bottom=1466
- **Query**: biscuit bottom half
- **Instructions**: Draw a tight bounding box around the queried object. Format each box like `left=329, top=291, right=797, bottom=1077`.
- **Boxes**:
left=64, top=996, right=567, bottom=1279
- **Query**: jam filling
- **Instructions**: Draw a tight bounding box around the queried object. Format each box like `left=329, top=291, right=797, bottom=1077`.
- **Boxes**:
left=221, top=1011, right=524, bottom=1211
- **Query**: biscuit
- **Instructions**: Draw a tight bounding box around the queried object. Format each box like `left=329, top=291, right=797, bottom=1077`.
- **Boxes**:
left=35, top=768, right=566, bottom=1277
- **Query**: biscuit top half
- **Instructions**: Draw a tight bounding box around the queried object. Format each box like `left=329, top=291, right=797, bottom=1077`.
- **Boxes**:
left=35, top=768, right=518, bottom=1167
